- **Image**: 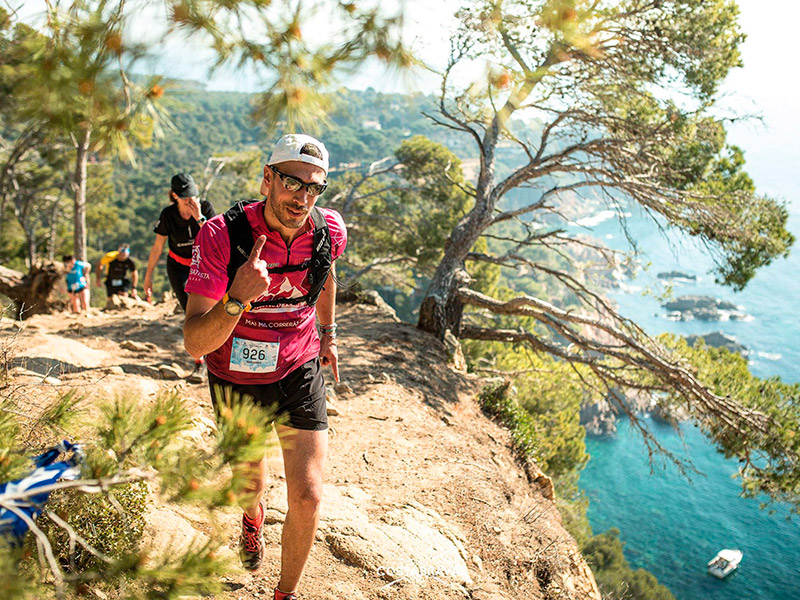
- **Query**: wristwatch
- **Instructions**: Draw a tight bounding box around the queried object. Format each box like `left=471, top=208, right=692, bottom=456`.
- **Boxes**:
left=222, top=292, right=250, bottom=316
left=197, top=216, right=207, bottom=224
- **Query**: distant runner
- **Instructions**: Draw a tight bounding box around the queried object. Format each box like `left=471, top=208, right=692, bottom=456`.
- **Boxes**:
left=63, top=255, right=91, bottom=313
left=183, top=134, right=346, bottom=600
left=143, top=173, right=216, bottom=382
left=96, top=244, right=138, bottom=298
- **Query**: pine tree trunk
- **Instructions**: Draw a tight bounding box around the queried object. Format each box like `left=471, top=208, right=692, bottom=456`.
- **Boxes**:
left=417, top=257, right=469, bottom=338
left=418, top=210, right=490, bottom=338
left=25, top=229, right=36, bottom=271
left=47, top=202, right=59, bottom=262
left=418, top=123, right=500, bottom=339
left=73, top=126, right=91, bottom=262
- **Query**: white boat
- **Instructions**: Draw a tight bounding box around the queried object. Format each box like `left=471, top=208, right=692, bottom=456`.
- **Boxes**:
left=707, top=549, right=743, bottom=579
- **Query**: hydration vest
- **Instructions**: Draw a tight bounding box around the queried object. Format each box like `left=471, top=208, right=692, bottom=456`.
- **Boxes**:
left=223, top=200, right=332, bottom=309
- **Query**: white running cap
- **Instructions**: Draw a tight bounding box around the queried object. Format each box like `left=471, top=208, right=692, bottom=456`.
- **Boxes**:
left=268, top=134, right=329, bottom=175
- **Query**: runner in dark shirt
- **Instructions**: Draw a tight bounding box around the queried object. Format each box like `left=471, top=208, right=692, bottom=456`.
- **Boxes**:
left=143, top=173, right=216, bottom=382
left=144, top=174, right=216, bottom=310
left=96, top=245, right=138, bottom=297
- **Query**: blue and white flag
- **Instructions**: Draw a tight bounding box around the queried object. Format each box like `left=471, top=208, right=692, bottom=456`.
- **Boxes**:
left=0, top=440, right=83, bottom=545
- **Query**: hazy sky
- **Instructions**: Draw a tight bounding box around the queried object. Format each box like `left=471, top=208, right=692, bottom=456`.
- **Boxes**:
left=16, top=1, right=799, bottom=206
left=143, top=0, right=797, bottom=205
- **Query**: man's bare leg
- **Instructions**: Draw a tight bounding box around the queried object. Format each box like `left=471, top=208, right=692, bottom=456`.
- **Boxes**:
left=79, top=288, right=90, bottom=312
left=238, top=457, right=268, bottom=519
left=276, top=426, right=327, bottom=592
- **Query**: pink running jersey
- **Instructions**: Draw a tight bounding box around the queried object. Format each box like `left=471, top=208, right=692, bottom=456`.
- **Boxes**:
left=185, top=201, right=347, bottom=384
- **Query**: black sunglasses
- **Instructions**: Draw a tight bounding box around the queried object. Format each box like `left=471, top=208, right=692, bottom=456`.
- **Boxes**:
left=269, top=165, right=327, bottom=197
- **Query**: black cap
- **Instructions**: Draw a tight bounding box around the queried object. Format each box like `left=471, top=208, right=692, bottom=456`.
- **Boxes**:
left=171, top=173, right=199, bottom=198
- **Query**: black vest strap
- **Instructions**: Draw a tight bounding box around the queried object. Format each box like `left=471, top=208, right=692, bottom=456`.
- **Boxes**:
left=223, top=201, right=332, bottom=308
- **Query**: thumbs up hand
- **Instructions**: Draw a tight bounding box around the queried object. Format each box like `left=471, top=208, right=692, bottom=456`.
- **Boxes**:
left=229, top=235, right=270, bottom=304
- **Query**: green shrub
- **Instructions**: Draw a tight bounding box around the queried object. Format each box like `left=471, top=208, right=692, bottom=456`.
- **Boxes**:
left=39, top=481, right=148, bottom=572
left=582, top=529, right=676, bottom=600
left=478, top=380, right=540, bottom=464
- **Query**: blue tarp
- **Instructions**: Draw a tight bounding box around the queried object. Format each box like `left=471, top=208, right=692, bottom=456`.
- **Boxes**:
left=0, top=440, right=83, bottom=545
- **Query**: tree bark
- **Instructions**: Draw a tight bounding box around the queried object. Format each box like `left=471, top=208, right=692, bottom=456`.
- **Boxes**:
left=0, top=263, right=64, bottom=319
left=73, top=126, right=91, bottom=262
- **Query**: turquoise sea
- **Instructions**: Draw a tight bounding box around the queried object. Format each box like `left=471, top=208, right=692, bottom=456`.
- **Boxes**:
left=575, top=207, right=800, bottom=600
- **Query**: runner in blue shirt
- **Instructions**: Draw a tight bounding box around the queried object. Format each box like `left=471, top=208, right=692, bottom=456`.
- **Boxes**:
left=63, top=255, right=91, bottom=313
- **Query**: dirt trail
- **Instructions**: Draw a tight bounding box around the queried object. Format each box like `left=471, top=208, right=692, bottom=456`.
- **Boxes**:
left=2, top=299, right=599, bottom=600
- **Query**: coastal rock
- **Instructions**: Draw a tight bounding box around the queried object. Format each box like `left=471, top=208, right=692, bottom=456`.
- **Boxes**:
left=686, top=332, right=750, bottom=357
left=580, top=399, right=617, bottom=435
left=662, top=295, right=746, bottom=321
left=657, top=270, right=697, bottom=282
left=651, top=402, right=692, bottom=426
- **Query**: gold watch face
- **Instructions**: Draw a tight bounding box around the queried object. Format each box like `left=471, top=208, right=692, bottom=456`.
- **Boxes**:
left=224, top=300, right=243, bottom=316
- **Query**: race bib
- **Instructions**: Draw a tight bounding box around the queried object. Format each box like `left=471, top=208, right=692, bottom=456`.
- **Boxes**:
left=229, top=337, right=279, bottom=373
left=111, top=278, right=123, bottom=287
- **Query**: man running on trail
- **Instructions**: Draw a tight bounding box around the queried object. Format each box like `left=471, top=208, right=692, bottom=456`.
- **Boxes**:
left=143, top=173, right=216, bottom=382
left=96, top=244, right=138, bottom=298
left=183, top=134, right=346, bottom=600
left=64, top=255, right=91, bottom=313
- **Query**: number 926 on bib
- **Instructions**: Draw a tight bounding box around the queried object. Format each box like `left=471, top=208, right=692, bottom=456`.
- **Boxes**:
left=229, top=337, right=280, bottom=373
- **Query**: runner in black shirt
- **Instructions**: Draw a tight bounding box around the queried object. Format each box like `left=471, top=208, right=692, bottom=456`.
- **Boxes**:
left=96, top=245, right=138, bottom=297
left=143, top=173, right=216, bottom=382
left=144, top=173, right=216, bottom=309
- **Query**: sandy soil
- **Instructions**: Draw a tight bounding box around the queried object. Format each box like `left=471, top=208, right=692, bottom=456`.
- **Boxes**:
left=2, top=298, right=598, bottom=600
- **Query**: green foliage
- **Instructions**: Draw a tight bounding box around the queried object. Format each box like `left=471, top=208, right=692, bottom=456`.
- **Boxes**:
left=212, top=384, right=278, bottom=465
left=479, top=379, right=540, bottom=463
left=0, top=545, right=37, bottom=598
left=658, top=336, right=800, bottom=508
left=0, top=374, right=282, bottom=598
left=476, top=353, right=588, bottom=479
left=583, top=529, right=676, bottom=600
left=39, top=481, right=148, bottom=571
left=327, top=134, right=472, bottom=307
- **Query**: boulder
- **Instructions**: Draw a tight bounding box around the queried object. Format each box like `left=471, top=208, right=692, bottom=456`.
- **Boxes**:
left=270, top=484, right=473, bottom=586
left=334, top=381, right=353, bottom=395
left=657, top=270, right=696, bottom=282
left=686, top=331, right=749, bottom=357
left=360, top=290, right=401, bottom=322
left=325, top=498, right=473, bottom=585
left=444, top=329, right=467, bottom=373
left=105, top=295, right=150, bottom=311
left=158, top=364, right=184, bottom=380
left=663, top=295, right=746, bottom=321
left=120, top=340, right=159, bottom=353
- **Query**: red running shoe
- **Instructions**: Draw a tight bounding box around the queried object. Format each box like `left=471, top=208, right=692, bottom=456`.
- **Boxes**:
left=239, top=499, right=266, bottom=571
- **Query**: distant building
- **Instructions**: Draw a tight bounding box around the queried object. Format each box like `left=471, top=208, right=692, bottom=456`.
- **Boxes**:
left=361, top=120, right=382, bottom=131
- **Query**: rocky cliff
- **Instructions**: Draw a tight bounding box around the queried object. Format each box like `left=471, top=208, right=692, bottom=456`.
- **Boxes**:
left=2, top=297, right=600, bottom=600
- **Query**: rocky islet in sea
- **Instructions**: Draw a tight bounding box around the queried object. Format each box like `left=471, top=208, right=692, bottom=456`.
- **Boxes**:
left=662, top=295, right=748, bottom=321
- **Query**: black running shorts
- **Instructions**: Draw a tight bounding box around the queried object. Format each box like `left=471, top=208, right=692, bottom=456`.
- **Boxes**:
left=207, top=358, right=328, bottom=431
left=105, top=278, right=132, bottom=296
left=166, top=257, right=190, bottom=311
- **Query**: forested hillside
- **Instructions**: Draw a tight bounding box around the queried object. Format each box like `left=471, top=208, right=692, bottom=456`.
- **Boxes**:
left=0, top=84, right=468, bottom=289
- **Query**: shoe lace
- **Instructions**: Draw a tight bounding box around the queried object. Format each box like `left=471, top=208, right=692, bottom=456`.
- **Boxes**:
left=241, top=520, right=261, bottom=553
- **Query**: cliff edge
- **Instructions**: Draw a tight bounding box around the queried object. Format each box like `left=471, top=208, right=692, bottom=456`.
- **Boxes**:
left=3, top=296, right=600, bottom=599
